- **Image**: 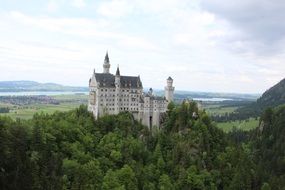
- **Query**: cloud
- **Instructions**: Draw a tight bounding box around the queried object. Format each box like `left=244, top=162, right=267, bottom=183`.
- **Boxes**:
left=97, top=0, right=134, bottom=18
left=200, top=0, right=285, bottom=55
left=1, top=1, right=285, bottom=93
left=19, top=41, right=80, bottom=52
left=8, top=11, right=158, bottom=51
left=71, top=0, right=86, bottom=8
left=47, top=0, right=59, bottom=12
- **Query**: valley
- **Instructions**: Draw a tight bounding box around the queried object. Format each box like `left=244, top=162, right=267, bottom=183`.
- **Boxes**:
left=0, top=92, right=260, bottom=132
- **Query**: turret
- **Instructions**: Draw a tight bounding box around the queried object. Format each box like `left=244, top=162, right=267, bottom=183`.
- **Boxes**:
left=114, top=66, right=120, bottom=114
left=148, top=88, right=153, bottom=96
left=103, top=51, right=110, bottom=73
left=165, top=76, right=174, bottom=102
left=115, top=66, right=120, bottom=87
left=89, top=68, right=96, bottom=87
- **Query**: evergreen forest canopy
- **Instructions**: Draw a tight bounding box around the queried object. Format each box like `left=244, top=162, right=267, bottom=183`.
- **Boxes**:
left=1, top=101, right=285, bottom=190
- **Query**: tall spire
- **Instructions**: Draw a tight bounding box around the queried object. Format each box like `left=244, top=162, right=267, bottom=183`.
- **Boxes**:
left=103, top=51, right=110, bottom=73
left=116, top=65, right=120, bottom=76
left=104, top=51, right=109, bottom=64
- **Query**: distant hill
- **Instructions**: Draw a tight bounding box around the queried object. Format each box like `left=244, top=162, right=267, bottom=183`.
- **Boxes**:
left=0, top=81, right=88, bottom=92
left=237, top=78, right=285, bottom=117
left=256, top=78, right=285, bottom=108
left=153, top=89, right=259, bottom=101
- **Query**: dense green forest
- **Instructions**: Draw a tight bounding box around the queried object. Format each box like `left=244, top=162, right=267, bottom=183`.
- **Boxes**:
left=0, top=102, right=284, bottom=189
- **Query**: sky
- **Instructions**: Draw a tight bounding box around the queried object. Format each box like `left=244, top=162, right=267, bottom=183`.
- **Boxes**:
left=0, top=0, right=285, bottom=93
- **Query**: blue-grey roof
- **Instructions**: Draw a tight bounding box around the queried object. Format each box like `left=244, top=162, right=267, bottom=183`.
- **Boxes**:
left=95, top=73, right=142, bottom=88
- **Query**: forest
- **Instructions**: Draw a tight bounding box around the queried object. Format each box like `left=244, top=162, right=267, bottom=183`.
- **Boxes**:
left=0, top=101, right=284, bottom=189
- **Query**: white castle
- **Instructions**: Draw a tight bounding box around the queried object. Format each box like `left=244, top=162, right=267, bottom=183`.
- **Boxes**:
left=88, top=52, right=174, bottom=130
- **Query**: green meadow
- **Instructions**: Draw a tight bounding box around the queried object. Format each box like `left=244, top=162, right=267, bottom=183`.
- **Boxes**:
left=216, top=118, right=259, bottom=133
left=0, top=94, right=88, bottom=120
left=0, top=94, right=259, bottom=132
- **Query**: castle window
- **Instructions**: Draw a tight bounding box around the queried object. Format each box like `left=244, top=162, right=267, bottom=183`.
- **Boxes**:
left=101, top=89, right=103, bottom=92
left=105, top=89, right=107, bottom=91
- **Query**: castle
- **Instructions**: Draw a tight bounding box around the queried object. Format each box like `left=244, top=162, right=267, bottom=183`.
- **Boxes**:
left=88, top=52, right=174, bottom=130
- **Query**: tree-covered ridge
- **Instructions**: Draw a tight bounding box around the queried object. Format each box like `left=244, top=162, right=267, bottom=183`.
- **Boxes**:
left=252, top=105, right=285, bottom=189
left=0, top=80, right=88, bottom=92
left=0, top=102, right=284, bottom=189
left=212, top=78, right=285, bottom=122
left=239, top=78, right=285, bottom=116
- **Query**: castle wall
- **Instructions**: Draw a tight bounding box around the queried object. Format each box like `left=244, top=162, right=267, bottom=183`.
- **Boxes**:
left=92, top=86, right=142, bottom=118
left=88, top=56, right=173, bottom=131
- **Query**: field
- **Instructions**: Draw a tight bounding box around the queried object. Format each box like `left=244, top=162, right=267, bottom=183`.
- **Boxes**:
left=202, top=101, right=259, bottom=132
left=215, top=118, right=259, bottom=133
left=0, top=94, right=88, bottom=120
left=203, top=105, right=239, bottom=116
left=0, top=94, right=259, bottom=132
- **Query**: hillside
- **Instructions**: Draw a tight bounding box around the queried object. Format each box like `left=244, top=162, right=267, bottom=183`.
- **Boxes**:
left=213, top=78, right=285, bottom=121
left=0, top=102, right=262, bottom=189
left=257, top=78, right=285, bottom=108
left=0, top=80, right=88, bottom=92
left=239, top=78, right=285, bottom=116
left=252, top=105, right=285, bottom=188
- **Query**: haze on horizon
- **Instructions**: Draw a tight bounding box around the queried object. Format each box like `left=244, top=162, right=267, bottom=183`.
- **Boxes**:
left=0, top=0, right=285, bottom=94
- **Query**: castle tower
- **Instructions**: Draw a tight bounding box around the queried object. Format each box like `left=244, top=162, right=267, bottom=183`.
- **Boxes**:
left=114, top=66, right=120, bottom=114
left=88, top=68, right=98, bottom=119
left=164, top=76, right=174, bottom=102
left=103, top=52, right=110, bottom=73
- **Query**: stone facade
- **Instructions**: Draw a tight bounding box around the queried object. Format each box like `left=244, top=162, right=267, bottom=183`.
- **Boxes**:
left=88, top=53, right=174, bottom=130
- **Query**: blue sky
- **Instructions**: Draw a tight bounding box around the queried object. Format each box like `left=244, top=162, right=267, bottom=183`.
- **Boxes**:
left=0, top=0, right=284, bottom=93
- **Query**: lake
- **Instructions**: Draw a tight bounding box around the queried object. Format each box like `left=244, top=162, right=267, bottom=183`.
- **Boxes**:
left=193, top=98, right=233, bottom=101
left=0, top=91, right=233, bottom=102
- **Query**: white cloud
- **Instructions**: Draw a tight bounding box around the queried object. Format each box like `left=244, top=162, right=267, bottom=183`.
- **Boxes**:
left=0, top=1, right=285, bottom=93
left=8, top=11, right=158, bottom=51
left=97, top=0, right=134, bottom=18
left=47, top=0, right=59, bottom=12
left=71, top=0, right=86, bottom=8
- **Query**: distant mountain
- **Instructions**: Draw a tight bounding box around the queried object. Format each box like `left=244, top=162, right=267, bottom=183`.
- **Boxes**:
left=256, top=78, right=285, bottom=108
left=237, top=78, right=285, bottom=116
left=0, top=81, right=88, bottom=92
